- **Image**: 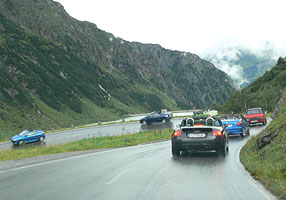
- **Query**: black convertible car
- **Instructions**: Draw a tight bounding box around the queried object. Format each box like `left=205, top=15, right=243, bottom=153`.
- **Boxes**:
left=171, top=116, right=229, bottom=157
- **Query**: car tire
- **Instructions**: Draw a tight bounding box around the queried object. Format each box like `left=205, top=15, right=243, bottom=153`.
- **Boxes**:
left=40, top=136, right=44, bottom=142
left=246, top=127, right=250, bottom=135
left=142, top=121, right=147, bottom=125
left=219, top=145, right=228, bottom=157
left=263, top=119, right=267, bottom=125
left=18, top=140, right=24, bottom=146
left=162, top=119, right=166, bottom=124
left=172, top=145, right=180, bottom=157
left=240, top=129, right=244, bottom=138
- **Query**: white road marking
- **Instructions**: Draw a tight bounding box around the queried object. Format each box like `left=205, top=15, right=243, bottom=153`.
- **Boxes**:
left=106, top=168, right=130, bottom=185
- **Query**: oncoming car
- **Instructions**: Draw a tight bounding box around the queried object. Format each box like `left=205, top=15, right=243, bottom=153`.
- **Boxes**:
left=11, top=130, right=46, bottom=145
left=221, top=115, right=250, bottom=137
left=171, top=116, right=229, bottom=157
left=140, top=111, right=172, bottom=125
left=245, top=108, right=267, bottom=126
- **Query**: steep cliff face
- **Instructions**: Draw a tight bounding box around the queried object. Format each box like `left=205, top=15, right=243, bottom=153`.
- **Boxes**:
left=0, top=0, right=235, bottom=138
left=132, top=43, right=234, bottom=107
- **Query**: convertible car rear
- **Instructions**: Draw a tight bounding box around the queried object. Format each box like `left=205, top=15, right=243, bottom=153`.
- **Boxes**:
left=221, top=115, right=250, bottom=137
left=171, top=116, right=229, bottom=157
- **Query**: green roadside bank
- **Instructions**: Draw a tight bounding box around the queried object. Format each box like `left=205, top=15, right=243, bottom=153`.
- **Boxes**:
left=0, top=129, right=173, bottom=162
left=240, top=105, right=286, bottom=198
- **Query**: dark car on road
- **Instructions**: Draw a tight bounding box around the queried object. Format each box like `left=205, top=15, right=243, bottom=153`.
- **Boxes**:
left=140, top=111, right=173, bottom=125
left=245, top=108, right=267, bottom=126
left=11, top=130, right=46, bottom=145
left=171, top=116, right=229, bottom=157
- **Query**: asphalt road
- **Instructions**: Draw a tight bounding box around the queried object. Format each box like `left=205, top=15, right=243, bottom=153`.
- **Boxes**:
left=0, top=121, right=277, bottom=200
left=0, top=119, right=180, bottom=150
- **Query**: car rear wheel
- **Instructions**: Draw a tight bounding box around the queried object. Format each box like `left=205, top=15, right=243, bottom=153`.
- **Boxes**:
left=262, top=119, right=267, bottom=125
left=219, top=145, right=228, bottom=157
left=172, top=145, right=180, bottom=157
left=40, top=136, right=44, bottom=142
left=241, top=127, right=246, bottom=138
left=246, top=127, right=250, bottom=135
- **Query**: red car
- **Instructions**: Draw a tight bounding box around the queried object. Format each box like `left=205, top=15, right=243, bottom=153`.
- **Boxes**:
left=245, top=108, right=267, bottom=126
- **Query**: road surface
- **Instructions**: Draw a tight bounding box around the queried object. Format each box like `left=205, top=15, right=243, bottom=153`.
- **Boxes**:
left=0, top=122, right=277, bottom=200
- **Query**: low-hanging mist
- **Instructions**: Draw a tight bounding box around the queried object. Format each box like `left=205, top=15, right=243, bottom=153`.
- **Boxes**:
left=202, top=41, right=281, bottom=88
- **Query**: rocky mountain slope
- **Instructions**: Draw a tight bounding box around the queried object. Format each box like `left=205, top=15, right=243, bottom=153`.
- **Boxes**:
left=0, top=0, right=234, bottom=139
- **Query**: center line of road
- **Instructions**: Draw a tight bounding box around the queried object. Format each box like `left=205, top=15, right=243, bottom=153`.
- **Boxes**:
left=106, top=168, right=130, bottom=185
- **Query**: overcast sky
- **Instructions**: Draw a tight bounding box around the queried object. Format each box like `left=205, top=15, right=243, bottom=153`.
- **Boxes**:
left=56, top=0, right=286, bottom=55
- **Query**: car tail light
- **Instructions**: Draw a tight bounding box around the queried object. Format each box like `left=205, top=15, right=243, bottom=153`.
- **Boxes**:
left=173, top=130, right=182, bottom=137
left=237, top=122, right=242, bottom=126
left=43, top=132, right=46, bottom=135
left=213, top=130, right=223, bottom=136
left=260, top=116, right=264, bottom=119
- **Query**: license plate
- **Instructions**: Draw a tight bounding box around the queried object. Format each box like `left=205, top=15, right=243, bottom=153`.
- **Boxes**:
left=251, top=120, right=258, bottom=123
left=227, top=124, right=233, bottom=127
left=188, top=133, right=206, bottom=138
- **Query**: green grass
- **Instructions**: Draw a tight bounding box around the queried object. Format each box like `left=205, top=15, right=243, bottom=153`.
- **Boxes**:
left=0, top=129, right=173, bottom=161
left=240, top=102, right=286, bottom=199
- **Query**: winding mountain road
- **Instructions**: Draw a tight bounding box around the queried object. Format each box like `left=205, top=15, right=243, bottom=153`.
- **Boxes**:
left=0, top=120, right=277, bottom=200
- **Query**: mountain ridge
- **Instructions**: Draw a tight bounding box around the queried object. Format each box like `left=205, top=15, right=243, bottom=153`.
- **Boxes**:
left=0, top=0, right=235, bottom=139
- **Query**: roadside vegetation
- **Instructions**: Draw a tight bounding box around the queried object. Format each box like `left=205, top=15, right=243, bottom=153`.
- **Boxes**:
left=240, top=92, right=286, bottom=199
left=0, top=129, right=173, bottom=161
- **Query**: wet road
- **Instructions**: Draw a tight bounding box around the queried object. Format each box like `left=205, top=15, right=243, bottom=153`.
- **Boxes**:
left=0, top=121, right=277, bottom=200
left=0, top=119, right=180, bottom=150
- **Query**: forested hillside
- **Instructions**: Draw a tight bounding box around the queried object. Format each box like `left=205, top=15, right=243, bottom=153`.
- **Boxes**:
left=221, top=57, right=286, bottom=113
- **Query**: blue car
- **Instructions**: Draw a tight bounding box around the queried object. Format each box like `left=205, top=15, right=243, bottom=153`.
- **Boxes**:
left=221, top=116, right=250, bottom=137
left=11, top=130, right=46, bottom=145
left=140, top=111, right=173, bottom=125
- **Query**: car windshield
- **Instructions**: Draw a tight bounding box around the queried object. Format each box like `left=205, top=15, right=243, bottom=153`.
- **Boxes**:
left=147, top=112, right=160, bottom=117
left=247, top=109, right=261, bottom=115
left=18, top=130, right=28, bottom=136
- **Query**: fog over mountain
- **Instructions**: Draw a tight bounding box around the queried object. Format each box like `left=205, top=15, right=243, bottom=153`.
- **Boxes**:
left=202, top=41, right=285, bottom=88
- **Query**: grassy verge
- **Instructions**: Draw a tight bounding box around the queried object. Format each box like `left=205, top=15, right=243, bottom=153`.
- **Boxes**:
left=0, top=129, right=173, bottom=161
left=240, top=108, right=286, bottom=198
